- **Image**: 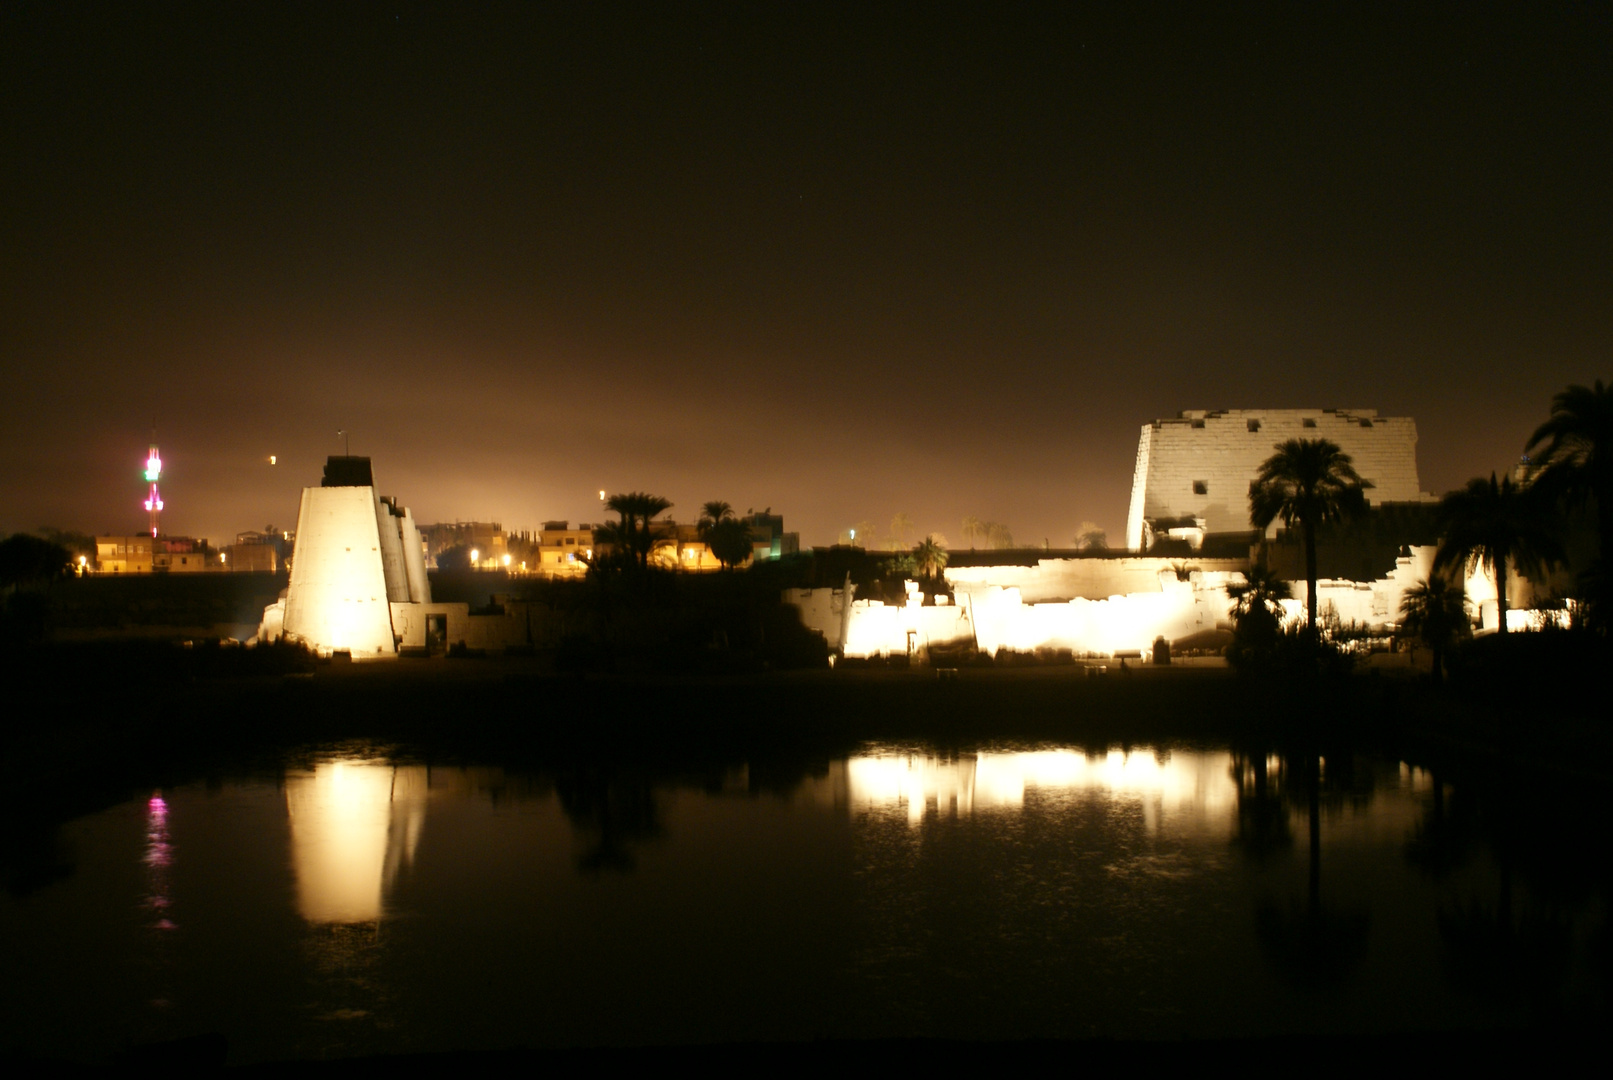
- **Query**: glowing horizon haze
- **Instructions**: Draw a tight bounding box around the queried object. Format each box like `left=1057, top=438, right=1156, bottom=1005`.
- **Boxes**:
left=3, top=8, right=1608, bottom=547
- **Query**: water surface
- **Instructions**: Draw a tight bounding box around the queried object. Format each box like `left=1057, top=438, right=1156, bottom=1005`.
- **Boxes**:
left=1, top=743, right=1577, bottom=1062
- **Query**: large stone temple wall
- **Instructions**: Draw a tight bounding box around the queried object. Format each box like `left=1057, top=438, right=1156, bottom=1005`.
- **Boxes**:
left=787, top=549, right=1452, bottom=663
left=1124, top=408, right=1432, bottom=550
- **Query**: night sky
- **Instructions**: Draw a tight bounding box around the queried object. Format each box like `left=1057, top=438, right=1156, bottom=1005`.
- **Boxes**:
left=3, top=3, right=1609, bottom=547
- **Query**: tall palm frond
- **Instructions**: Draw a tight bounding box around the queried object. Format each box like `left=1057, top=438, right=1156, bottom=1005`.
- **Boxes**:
left=1432, top=473, right=1561, bottom=635
left=1398, top=578, right=1471, bottom=679
left=1227, top=563, right=1293, bottom=620
left=889, top=512, right=913, bottom=551
left=1249, top=439, right=1371, bottom=633
left=604, top=492, right=673, bottom=569
left=912, top=535, right=949, bottom=579
left=961, top=517, right=983, bottom=550
left=698, top=501, right=734, bottom=541
left=707, top=517, right=754, bottom=570
left=1525, top=380, right=1613, bottom=557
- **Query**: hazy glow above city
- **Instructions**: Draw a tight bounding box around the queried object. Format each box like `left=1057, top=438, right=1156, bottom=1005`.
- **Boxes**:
left=2, top=8, right=1608, bottom=545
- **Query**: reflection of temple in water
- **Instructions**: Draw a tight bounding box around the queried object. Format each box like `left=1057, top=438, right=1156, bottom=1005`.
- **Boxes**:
left=799, top=750, right=1238, bottom=829
left=285, top=761, right=429, bottom=924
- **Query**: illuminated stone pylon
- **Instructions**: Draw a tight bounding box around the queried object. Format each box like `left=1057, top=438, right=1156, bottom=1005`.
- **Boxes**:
left=279, top=456, right=431, bottom=658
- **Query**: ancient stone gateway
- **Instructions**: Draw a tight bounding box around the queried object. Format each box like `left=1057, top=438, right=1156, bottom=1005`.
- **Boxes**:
left=1124, top=408, right=1433, bottom=551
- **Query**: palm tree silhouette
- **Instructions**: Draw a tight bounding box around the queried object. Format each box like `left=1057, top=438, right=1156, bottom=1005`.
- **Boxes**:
left=1525, top=380, right=1613, bottom=558
left=694, top=501, right=743, bottom=569
left=888, top=512, right=913, bottom=551
left=912, top=535, right=948, bottom=579
left=706, top=517, right=754, bottom=570
left=961, top=517, right=983, bottom=550
left=698, top=501, right=734, bottom=537
left=1433, top=473, right=1560, bottom=635
left=1249, top=439, right=1370, bottom=634
left=1397, top=577, right=1471, bottom=679
left=1228, top=563, right=1293, bottom=633
left=605, top=492, right=673, bottom=570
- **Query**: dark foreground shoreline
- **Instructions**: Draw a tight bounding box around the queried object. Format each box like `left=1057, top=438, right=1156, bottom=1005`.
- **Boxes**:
left=38, top=1027, right=1578, bottom=1071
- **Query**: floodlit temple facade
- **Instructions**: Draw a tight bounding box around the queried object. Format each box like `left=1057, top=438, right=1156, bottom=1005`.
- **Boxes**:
left=787, top=405, right=1537, bottom=662
left=259, top=456, right=557, bottom=657
left=266, top=456, right=432, bottom=657
left=1125, top=408, right=1433, bottom=551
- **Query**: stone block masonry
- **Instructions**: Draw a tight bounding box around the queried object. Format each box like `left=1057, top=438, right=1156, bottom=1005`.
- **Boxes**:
left=1124, top=409, right=1432, bottom=550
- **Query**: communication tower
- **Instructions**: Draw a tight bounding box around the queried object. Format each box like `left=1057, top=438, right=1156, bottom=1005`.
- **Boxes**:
left=143, top=444, right=164, bottom=537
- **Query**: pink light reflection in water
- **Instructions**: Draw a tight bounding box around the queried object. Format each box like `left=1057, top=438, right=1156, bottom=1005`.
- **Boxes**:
left=143, top=791, right=175, bottom=930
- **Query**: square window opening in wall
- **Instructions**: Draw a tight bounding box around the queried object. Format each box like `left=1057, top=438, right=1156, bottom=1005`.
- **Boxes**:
left=1247, top=419, right=1261, bottom=432
left=1302, top=418, right=1317, bottom=428
left=1193, top=480, right=1208, bottom=495
left=1191, top=420, right=1205, bottom=428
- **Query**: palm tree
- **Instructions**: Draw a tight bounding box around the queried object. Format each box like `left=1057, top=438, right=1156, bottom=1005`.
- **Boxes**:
left=1228, top=563, right=1293, bottom=622
left=605, top=492, right=673, bottom=569
left=706, top=517, right=754, bottom=570
left=986, top=522, right=1014, bottom=550
left=912, top=535, right=948, bottom=579
left=1433, top=473, right=1561, bottom=635
left=1249, top=439, right=1370, bottom=634
left=1076, top=522, right=1108, bottom=551
left=0, top=533, right=73, bottom=589
left=1226, top=563, right=1292, bottom=661
left=1525, top=380, right=1613, bottom=559
left=888, top=512, right=913, bottom=552
left=698, top=501, right=734, bottom=538
left=961, top=517, right=984, bottom=550
left=1397, top=578, right=1471, bottom=680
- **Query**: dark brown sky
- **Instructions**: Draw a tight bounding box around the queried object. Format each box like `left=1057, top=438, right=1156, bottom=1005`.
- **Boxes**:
left=4, top=3, right=1610, bottom=547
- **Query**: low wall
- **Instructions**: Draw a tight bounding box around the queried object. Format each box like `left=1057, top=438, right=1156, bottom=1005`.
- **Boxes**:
left=789, top=547, right=1464, bottom=661
left=391, top=602, right=537, bottom=653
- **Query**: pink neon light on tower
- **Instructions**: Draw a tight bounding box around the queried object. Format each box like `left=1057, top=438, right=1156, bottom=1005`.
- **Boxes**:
left=142, top=445, right=164, bottom=537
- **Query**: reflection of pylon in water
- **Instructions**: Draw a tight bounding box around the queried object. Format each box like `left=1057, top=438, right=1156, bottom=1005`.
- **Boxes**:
left=143, top=444, right=164, bottom=537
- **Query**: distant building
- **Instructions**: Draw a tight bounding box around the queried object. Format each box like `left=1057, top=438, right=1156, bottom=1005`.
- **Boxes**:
left=741, top=510, right=799, bottom=562
left=95, top=534, right=154, bottom=574
left=94, top=534, right=222, bottom=573
left=234, top=526, right=293, bottom=568
left=419, top=521, right=506, bottom=569
left=522, top=521, right=595, bottom=576
left=154, top=535, right=216, bottom=573
left=424, top=509, right=799, bottom=576
left=223, top=543, right=278, bottom=573
left=1125, top=408, right=1434, bottom=551
left=651, top=521, right=723, bottom=571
